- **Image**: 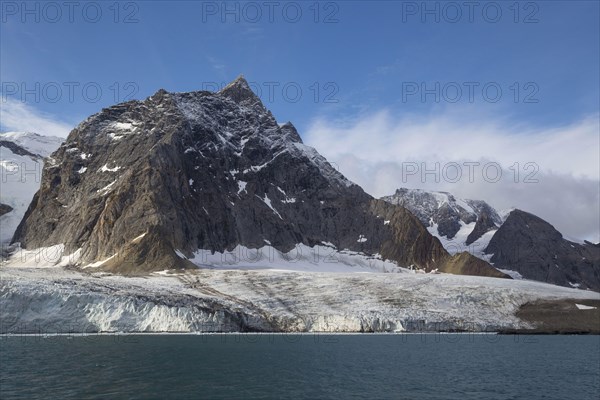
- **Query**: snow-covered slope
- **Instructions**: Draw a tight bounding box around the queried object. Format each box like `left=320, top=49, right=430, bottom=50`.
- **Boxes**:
left=0, top=132, right=63, bottom=158
left=430, top=222, right=496, bottom=259
left=173, top=243, right=403, bottom=273
left=0, top=132, right=63, bottom=244
left=381, top=188, right=503, bottom=256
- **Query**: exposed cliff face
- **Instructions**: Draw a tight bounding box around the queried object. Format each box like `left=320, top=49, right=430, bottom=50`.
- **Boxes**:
left=466, top=207, right=497, bottom=246
left=13, top=77, right=505, bottom=278
left=485, top=209, right=600, bottom=291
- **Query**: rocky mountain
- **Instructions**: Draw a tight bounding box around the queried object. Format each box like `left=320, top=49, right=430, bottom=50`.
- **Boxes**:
left=0, top=132, right=64, bottom=244
left=382, top=188, right=600, bottom=291
left=11, top=76, right=506, bottom=278
left=381, top=188, right=504, bottom=255
left=486, top=210, right=600, bottom=291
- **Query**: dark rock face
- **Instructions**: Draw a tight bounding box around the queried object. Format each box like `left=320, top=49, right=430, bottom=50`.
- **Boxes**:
left=466, top=212, right=496, bottom=246
left=13, top=77, right=505, bottom=278
left=435, top=204, right=462, bottom=239
left=485, top=210, right=600, bottom=291
left=465, top=201, right=500, bottom=246
left=0, top=204, right=13, bottom=217
left=0, top=140, right=39, bottom=159
left=381, top=188, right=502, bottom=243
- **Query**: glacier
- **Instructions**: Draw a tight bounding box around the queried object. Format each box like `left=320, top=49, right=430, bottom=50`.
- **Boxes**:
left=2, top=258, right=598, bottom=334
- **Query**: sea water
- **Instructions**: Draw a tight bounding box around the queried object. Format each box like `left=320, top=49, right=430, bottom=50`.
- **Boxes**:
left=1, top=334, right=598, bottom=399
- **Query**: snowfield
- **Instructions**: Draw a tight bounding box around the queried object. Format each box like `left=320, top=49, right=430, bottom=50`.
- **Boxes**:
left=0, top=132, right=63, bottom=243
left=427, top=221, right=496, bottom=258
left=176, top=243, right=403, bottom=274
left=1, top=260, right=598, bottom=334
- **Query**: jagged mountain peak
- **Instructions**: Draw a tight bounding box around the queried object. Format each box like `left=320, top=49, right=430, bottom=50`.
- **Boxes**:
left=217, top=74, right=262, bottom=106
left=382, top=188, right=502, bottom=243
left=486, top=208, right=599, bottom=290
left=278, top=122, right=303, bottom=143
left=221, top=74, right=250, bottom=89
left=12, top=81, right=505, bottom=280
left=496, top=209, right=563, bottom=241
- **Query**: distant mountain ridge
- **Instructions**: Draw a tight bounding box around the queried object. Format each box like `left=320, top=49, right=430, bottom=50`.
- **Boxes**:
left=0, top=132, right=63, bottom=158
left=0, top=132, right=64, bottom=244
left=381, top=188, right=504, bottom=247
left=382, top=188, right=600, bottom=290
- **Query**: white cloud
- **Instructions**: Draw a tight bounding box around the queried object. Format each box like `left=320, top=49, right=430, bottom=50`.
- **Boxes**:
left=0, top=98, right=74, bottom=138
left=305, top=109, right=600, bottom=242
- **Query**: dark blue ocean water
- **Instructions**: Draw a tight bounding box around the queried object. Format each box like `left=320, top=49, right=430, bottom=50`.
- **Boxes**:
left=1, top=334, right=598, bottom=399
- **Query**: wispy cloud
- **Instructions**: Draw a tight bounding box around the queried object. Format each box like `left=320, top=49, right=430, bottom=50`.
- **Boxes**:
left=207, top=56, right=228, bottom=79
left=305, top=109, right=600, bottom=242
left=0, top=98, right=74, bottom=138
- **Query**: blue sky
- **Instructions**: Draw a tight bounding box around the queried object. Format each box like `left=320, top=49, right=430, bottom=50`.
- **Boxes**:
left=1, top=1, right=599, bottom=240
left=1, top=1, right=598, bottom=132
